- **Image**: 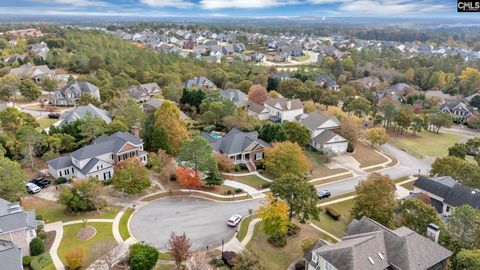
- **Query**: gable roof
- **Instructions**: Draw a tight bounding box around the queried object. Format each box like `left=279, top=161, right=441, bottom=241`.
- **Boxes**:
left=312, top=130, right=347, bottom=145
left=59, top=104, right=112, bottom=127
left=220, top=89, right=248, bottom=107
left=47, top=155, right=73, bottom=170
left=247, top=103, right=267, bottom=114
left=203, top=128, right=270, bottom=155
left=185, top=76, right=217, bottom=89
left=314, top=75, right=337, bottom=87
left=299, top=112, right=340, bottom=131
left=0, top=199, right=37, bottom=234
left=264, top=98, right=303, bottom=111
left=0, top=240, right=22, bottom=270
left=71, top=132, right=143, bottom=161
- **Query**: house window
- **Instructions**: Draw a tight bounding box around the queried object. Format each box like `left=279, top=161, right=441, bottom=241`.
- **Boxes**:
left=72, top=167, right=74, bottom=173
left=59, top=171, right=62, bottom=177
left=446, top=206, right=451, bottom=212
left=312, top=253, right=318, bottom=263
left=255, top=153, right=263, bottom=160
left=324, top=261, right=333, bottom=270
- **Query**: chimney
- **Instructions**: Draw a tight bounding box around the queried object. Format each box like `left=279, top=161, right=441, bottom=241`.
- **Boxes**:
left=426, top=223, right=440, bottom=243
left=131, top=126, right=140, bottom=138
left=287, top=100, right=292, bottom=110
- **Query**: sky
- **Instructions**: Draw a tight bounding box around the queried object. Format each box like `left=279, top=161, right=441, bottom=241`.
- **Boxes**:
left=0, top=0, right=471, bottom=18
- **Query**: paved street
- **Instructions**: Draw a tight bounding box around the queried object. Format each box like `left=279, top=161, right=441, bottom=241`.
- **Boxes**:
left=129, top=196, right=261, bottom=250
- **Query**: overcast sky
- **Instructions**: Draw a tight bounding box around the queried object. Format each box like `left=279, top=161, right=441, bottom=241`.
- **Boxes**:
left=0, top=0, right=471, bottom=18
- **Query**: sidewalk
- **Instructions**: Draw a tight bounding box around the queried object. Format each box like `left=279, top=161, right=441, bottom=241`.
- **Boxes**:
left=44, top=222, right=65, bottom=270
left=224, top=180, right=265, bottom=199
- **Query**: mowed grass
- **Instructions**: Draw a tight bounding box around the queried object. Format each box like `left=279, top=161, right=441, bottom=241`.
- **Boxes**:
left=400, top=181, right=416, bottom=191
left=22, top=197, right=121, bottom=224
left=119, top=208, right=134, bottom=241
left=230, top=175, right=270, bottom=189
left=58, top=222, right=117, bottom=267
left=311, top=199, right=355, bottom=238
left=236, top=215, right=256, bottom=242
left=353, top=142, right=389, bottom=168
left=36, top=117, right=58, bottom=130
left=305, top=148, right=348, bottom=178
left=389, top=132, right=462, bottom=158
left=247, top=221, right=332, bottom=270
left=293, top=55, right=310, bottom=62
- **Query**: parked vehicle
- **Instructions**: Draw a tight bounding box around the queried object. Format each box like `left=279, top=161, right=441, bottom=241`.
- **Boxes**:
left=26, top=183, right=41, bottom=194
left=317, top=190, right=331, bottom=199
left=30, top=178, right=51, bottom=188
left=227, top=214, right=242, bottom=227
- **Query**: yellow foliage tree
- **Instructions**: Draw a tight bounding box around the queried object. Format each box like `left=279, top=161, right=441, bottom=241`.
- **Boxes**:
left=154, top=101, right=189, bottom=154
left=257, top=193, right=290, bottom=239
left=264, top=141, right=312, bottom=178
left=365, top=127, right=388, bottom=147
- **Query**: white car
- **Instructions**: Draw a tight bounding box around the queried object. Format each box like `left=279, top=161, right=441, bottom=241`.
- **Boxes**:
left=227, top=214, right=242, bottom=227
left=26, top=182, right=41, bottom=194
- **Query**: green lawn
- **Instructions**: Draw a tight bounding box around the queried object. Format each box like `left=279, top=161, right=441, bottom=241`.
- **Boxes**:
left=400, top=181, right=415, bottom=191
left=236, top=215, right=256, bottom=242
left=36, top=117, right=58, bottom=131
left=30, top=253, right=55, bottom=270
left=155, top=264, right=175, bottom=270
left=293, top=55, right=310, bottom=62
left=58, top=222, right=117, bottom=267
left=311, top=199, right=355, bottom=238
left=230, top=175, right=270, bottom=189
left=119, top=208, right=134, bottom=241
left=158, top=252, right=174, bottom=261
left=305, top=148, right=348, bottom=178
left=389, top=132, right=462, bottom=159
left=22, top=197, right=121, bottom=224
left=353, top=142, right=389, bottom=168
left=247, top=222, right=333, bottom=270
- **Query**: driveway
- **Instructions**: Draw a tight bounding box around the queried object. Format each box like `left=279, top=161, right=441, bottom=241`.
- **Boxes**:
left=129, top=196, right=261, bottom=250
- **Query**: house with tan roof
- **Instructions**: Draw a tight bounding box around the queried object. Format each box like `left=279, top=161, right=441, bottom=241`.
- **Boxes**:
left=247, top=97, right=304, bottom=122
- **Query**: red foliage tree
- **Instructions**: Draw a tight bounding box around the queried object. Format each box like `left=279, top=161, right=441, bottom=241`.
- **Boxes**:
left=248, top=84, right=268, bottom=105
left=175, top=167, right=202, bottom=189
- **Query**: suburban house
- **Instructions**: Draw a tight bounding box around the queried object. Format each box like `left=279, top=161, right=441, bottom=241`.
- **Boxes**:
left=440, top=101, right=475, bottom=123
left=0, top=198, right=40, bottom=262
left=305, top=216, right=452, bottom=270
left=28, top=42, right=50, bottom=61
left=129, top=82, right=162, bottom=103
left=413, top=176, right=480, bottom=217
left=6, top=28, right=43, bottom=38
left=185, top=76, right=217, bottom=91
left=47, top=132, right=147, bottom=181
left=299, top=112, right=348, bottom=154
left=219, top=88, right=248, bottom=108
left=270, top=73, right=290, bottom=81
left=56, top=104, right=112, bottom=128
left=314, top=76, right=339, bottom=91
left=50, top=80, right=100, bottom=106
left=352, top=76, right=380, bottom=89
left=10, top=63, right=54, bottom=84
left=202, top=128, right=270, bottom=169
left=247, top=98, right=304, bottom=122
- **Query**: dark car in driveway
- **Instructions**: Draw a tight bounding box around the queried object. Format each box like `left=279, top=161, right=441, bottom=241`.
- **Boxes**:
left=30, top=178, right=51, bottom=188
left=317, top=190, right=331, bottom=199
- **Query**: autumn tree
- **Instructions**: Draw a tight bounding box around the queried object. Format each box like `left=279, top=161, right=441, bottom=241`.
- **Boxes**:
left=147, top=149, right=174, bottom=175
left=257, top=193, right=290, bottom=240
left=352, top=173, right=397, bottom=228
left=339, top=115, right=361, bottom=144
left=457, top=249, right=480, bottom=269
left=270, top=173, right=319, bottom=222
left=282, top=121, right=310, bottom=146
left=65, top=247, right=85, bottom=270
left=248, top=84, right=268, bottom=105
left=213, top=152, right=235, bottom=172
left=175, top=167, right=202, bottom=189
left=303, top=100, right=317, bottom=113
left=396, top=199, right=441, bottom=234
left=167, top=232, right=192, bottom=269
left=233, top=250, right=264, bottom=270
left=430, top=156, right=465, bottom=178
left=112, top=158, right=150, bottom=194
left=143, top=112, right=172, bottom=154
left=365, top=127, right=388, bottom=147
left=58, top=178, right=106, bottom=212
left=155, top=101, right=189, bottom=154
left=264, top=141, right=312, bottom=178
left=0, top=157, right=26, bottom=202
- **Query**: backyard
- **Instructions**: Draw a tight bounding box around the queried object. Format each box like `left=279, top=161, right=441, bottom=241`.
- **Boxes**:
left=311, top=199, right=355, bottom=238
left=58, top=222, right=117, bottom=267
left=388, top=132, right=462, bottom=159
left=36, top=117, right=58, bottom=131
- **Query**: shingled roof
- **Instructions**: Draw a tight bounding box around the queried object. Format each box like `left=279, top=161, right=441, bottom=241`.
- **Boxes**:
left=202, top=128, right=270, bottom=155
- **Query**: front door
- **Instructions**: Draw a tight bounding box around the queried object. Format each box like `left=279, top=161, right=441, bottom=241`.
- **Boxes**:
left=245, top=153, right=250, bottom=161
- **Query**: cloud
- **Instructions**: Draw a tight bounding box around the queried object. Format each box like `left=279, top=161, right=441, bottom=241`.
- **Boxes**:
left=335, top=0, right=450, bottom=15
left=31, top=0, right=110, bottom=7
left=140, top=0, right=195, bottom=8
left=200, top=0, right=300, bottom=9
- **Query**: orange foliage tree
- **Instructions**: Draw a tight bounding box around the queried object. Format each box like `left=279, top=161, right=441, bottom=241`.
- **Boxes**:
left=248, top=84, right=268, bottom=105
left=175, top=167, right=202, bottom=189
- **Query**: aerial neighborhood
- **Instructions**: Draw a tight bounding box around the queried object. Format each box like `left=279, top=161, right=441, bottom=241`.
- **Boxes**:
left=0, top=7, right=480, bottom=270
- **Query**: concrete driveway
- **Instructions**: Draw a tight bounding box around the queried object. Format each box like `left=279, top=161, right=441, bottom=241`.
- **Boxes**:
left=129, top=196, right=261, bottom=251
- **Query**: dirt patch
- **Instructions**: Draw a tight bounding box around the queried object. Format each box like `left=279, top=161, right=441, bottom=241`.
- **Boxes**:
left=77, top=225, right=97, bottom=241
left=44, top=231, right=56, bottom=251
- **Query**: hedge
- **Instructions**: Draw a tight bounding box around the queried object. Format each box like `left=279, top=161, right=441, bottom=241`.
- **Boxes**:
left=325, top=207, right=341, bottom=221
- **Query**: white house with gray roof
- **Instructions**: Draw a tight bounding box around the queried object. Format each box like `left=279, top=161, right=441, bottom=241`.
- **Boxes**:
left=47, top=132, right=147, bottom=181
left=129, top=82, right=162, bottom=103
left=56, top=103, right=112, bottom=128
left=247, top=97, right=304, bottom=122
left=305, top=216, right=451, bottom=270
left=220, top=89, right=248, bottom=108
left=50, top=80, right=100, bottom=106
left=185, top=76, right=217, bottom=91
left=0, top=240, right=22, bottom=270
left=299, top=112, right=348, bottom=154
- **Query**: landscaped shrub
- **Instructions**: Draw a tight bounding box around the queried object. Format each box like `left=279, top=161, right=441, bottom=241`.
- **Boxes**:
left=259, top=182, right=272, bottom=189
left=325, top=207, right=341, bottom=220
left=129, top=243, right=159, bottom=270
left=255, top=163, right=265, bottom=170
left=29, top=237, right=44, bottom=256
left=295, top=260, right=306, bottom=270
left=64, top=247, right=84, bottom=270
left=234, top=188, right=243, bottom=194
left=211, top=257, right=225, bottom=267
left=30, top=254, right=53, bottom=270
left=37, top=231, right=47, bottom=240
left=36, top=224, right=44, bottom=231
left=347, top=142, right=355, bottom=153
left=226, top=189, right=233, bottom=195
left=35, top=214, right=43, bottom=221
left=22, top=256, right=32, bottom=266
left=234, top=165, right=242, bottom=172
left=55, top=177, right=67, bottom=184
left=239, top=163, right=248, bottom=170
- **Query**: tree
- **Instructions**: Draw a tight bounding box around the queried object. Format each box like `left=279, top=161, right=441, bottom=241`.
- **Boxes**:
left=29, top=237, right=44, bottom=256
left=346, top=97, right=371, bottom=118
left=233, top=250, right=264, bottom=270
left=270, top=173, right=319, bottom=222
left=147, top=149, right=173, bottom=174
left=0, top=157, right=26, bottom=201
left=339, top=116, right=361, bottom=144
left=47, top=133, right=77, bottom=154
left=129, top=243, right=159, bottom=270
left=282, top=122, right=310, bottom=146
left=405, top=67, right=414, bottom=83
left=257, top=193, right=290, bottom=240
left=40, top=77, right=58, bottom=92
left=186, top=251, right=211, bottom=270
left=352, top=173, right=397, bottom=228
left=264, top=141, right=312, bottom=178
left=430, top=156, right=465, bottom=178
left=448, top=143, right=468, bottom=159
left=411, top=115, right=426, bottom=135
left=470, top=95, right=480, bottom=109
left=258, top=123, right=287, bottom=143
left=77, top=113, right=108, bottom=145
left=65, top=247, right=85, bottom=270
left=396, top=199, right=440, bottom=234
left=108, top=118, right=129, bottom=133
left=365, top=127, right=388, bottom=147
left=457, top=249, right=480, bottom=270
left=447, top=205, right=480, bottom=249
left=58, top=178, right=106, bottom=212
left=19, top=79, right=41, bottom=101
left=178, top=136, right=217, bottom=173
left=428, top=112, right=452, bottom=133
left=247, top=84, right=268, bottom=105
left=0, top=74, right=19, bottom=100
left=175, top=167, right=202, bottom=189
left=213, top=153, right=235, bottom=172
left=112, top=158, right=150, bottom=194
left=167, top=232, right=192, bottom=269
left=142, top=113, right=172, bottom=154
left=111, top=98, right=144, bottom=128
left=155, top=101, right=189, bottom=154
